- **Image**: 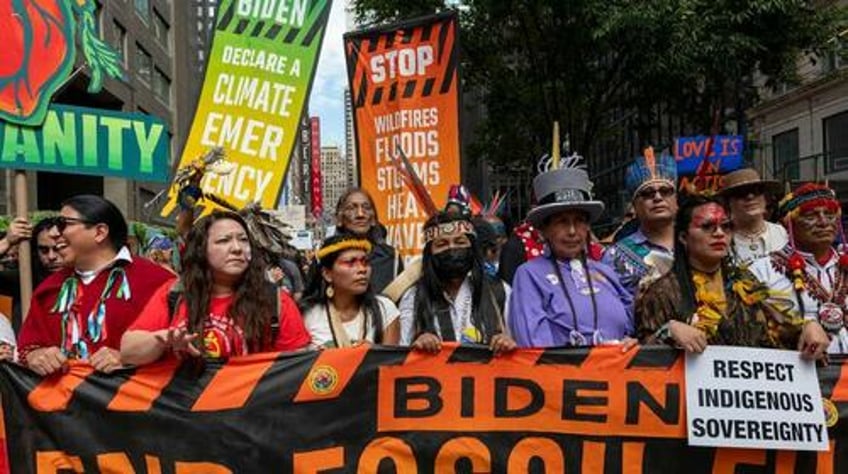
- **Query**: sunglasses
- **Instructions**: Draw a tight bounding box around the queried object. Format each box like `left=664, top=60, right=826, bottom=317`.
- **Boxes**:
left=727, top=185, right=766, bottom=199
left=637, top=186, right=675, bottom=200
left=695, top=220, right=734, bottom=234
left=55, top=216, right=93, bottom=233
left=336, top=256, right=371, bottom=268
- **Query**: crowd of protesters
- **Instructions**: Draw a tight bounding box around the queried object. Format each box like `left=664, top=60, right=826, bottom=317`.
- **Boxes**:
left=0, top=146, right=844, bottom=376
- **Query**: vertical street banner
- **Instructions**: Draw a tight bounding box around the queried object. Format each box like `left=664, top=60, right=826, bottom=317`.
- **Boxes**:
left=345, top=12, right=462, bottom=260
left=310, top=116, right=323, bottom=218
left=160, top=0, right=333, bottom=217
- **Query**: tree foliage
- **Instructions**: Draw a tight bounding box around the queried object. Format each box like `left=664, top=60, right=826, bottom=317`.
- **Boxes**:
left=351, top=0, right=846, bottom=169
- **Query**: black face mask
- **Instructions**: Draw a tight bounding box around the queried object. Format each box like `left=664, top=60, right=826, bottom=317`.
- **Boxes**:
left=432, top=248, right=473, bottom=279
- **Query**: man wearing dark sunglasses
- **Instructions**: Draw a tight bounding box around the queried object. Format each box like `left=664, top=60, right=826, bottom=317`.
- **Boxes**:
left=603, top=148, right=678, bottom=298
left=18, top=195, right=175, bottom=376
left=717, top=168, right=787, bottom=265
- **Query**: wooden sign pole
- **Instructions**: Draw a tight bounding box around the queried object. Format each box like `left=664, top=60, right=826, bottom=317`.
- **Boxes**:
left=14, top=170, right=32, bottom=320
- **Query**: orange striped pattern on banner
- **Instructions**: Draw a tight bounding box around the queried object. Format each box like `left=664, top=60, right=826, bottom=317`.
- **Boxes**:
left=107, top=360, right=179, bottom=412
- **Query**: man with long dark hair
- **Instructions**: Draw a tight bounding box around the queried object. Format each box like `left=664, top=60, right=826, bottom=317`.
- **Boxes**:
left=398, top=211, right=515, bottom=354
left=18, top=195, right=174, bottom=376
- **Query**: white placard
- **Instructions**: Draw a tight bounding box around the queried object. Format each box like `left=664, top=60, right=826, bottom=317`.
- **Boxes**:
left=685, top=346, right=828, bottom=451
left=289, top=230, right=314, bottom=251
left=272, top=205, right=306, bottom=231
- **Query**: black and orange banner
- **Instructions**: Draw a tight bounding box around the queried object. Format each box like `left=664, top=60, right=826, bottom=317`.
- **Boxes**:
left=344, top=13, right=462, bottom=260
left=1, top=345, right=848, bottom=473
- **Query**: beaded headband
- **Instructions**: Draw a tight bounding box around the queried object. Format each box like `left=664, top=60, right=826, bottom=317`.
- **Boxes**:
left=423, top=220, right=476, bottom=244
left=316, top=238, right=372, bottom=261
left=778, top=184, right=839, bottom=220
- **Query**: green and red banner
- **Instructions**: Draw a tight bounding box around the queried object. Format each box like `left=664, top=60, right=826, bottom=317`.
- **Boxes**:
left=345, top=12, right=462, bottom=261
left=1, top=345, right=847, bottom=473
left=0, top=0, right=123, bottom=127
left=0, top=104, right=170, bottom=181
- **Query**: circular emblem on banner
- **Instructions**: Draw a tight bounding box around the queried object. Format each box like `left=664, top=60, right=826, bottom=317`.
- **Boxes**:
left=309, top=365, right=339, bottom=395
left=823, top=398, right=839, bottom=428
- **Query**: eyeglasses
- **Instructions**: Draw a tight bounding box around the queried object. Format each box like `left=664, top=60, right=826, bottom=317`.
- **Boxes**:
left=55, top=216, right=92, bottom=233
left=636, top=186, right=675, bottom=200
left=796, top=211, right=839, bottom=227
left=336, top=256, right=370, bottom=268
left=342, top=203, right=374, bottom=216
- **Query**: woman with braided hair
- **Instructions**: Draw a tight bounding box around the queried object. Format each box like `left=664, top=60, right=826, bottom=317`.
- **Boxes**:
left=509, top=155, right=634, bottom=348
left=300, top=235, right=400, bottom=348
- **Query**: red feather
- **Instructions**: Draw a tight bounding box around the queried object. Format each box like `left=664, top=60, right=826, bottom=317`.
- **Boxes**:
left=390, top=147, right=439, bottom=216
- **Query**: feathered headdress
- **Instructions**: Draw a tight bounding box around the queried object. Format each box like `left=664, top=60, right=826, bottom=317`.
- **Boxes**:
left=202, top=194, right=293, bottom=259
left=144, top=147, right=235, bottom=212
left=481, top=190, right=509, bottom=218
left=625, top=147, right=677, bottom=200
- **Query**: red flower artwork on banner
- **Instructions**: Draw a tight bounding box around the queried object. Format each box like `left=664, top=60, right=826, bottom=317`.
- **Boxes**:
left=0, top=0, right=123, bottom=127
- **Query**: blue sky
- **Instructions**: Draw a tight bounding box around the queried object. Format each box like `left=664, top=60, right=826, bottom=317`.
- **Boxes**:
left=309, top=1, right=349, bottom=150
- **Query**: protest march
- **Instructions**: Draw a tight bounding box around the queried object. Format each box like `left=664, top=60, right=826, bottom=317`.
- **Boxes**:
left=1, top=0, right=848, bottom=472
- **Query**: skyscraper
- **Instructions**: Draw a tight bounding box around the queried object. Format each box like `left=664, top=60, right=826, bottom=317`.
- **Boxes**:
left=344, top=87, right=358, bottom=186
left=321, top=145, right=348, bottom=215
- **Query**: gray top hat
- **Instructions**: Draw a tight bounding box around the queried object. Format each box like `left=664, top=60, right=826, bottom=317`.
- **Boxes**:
left=526, top=157, right=605, bottom=227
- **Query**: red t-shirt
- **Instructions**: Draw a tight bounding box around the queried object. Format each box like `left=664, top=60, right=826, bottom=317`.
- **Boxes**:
left=131, top=282, right=310, bottom=358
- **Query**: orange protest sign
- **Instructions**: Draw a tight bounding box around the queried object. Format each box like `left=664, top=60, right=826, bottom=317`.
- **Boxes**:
left=345, top=12, right=462, bottom=260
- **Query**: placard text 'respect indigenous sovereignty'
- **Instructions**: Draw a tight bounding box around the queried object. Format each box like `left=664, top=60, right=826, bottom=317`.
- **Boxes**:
left=685, top=347, right=829, bottom=452
left=346, top=13, right=462, bottom=260
left=161, top=0, right=331, bottom=217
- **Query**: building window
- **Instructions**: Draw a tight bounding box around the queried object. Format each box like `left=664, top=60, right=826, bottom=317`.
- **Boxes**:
left=135, top=44, right=152, bottom=84
left=153, top=68, right=171, bottom=105
left=153, top=9, right=170, bottom=50
left=773, top=129, right=799, bottom=181
left=111, top=21, right=127, bottom=65
left=823, top=39, right=846, bottom=74
left=825, top=111, right=848, bottom=173
left=134, top=0, right=149, bottom=22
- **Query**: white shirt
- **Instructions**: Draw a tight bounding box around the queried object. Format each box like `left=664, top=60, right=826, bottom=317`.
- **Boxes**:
left=76, top=246, right=133, bottom=284
left=303, top=295, right=399, bottom=348
left=749, top=249, right=848, bottom=353
left=0, top=313, right=16, bottom=362
left=732, top=222, right=788, bottom=265
left=398, top=275, right=511, bottom=345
